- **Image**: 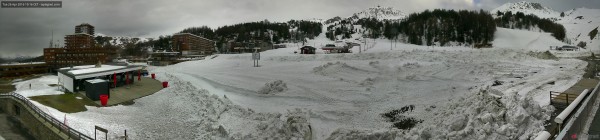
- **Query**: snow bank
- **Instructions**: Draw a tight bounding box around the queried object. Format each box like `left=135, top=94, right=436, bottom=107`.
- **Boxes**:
left=408, top=89, right=551, bottom=140
left=257, top=80, right=288, bottom=94
left=15, top=73, right=311, bottom=139
left=327, top=89, right=553, bottom=140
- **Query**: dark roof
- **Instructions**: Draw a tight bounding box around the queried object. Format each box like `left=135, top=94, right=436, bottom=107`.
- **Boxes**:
left=301, top=46, right=316, bottom=49
left=561, top=46, right=579, bottom=49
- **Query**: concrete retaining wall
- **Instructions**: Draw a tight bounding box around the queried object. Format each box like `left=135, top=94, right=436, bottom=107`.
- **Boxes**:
left=0, top=98, right=64, bottom=140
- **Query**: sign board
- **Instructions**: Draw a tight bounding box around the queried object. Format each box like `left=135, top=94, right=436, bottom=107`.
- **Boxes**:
left=252, top=53, right=260, bottom=60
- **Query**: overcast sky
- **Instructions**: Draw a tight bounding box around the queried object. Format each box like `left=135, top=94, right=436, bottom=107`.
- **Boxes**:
left=0, top=0, right=598, bottom=57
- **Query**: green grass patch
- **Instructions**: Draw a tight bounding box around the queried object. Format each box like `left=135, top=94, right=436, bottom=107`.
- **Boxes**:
left=0, top=79, right=16, bottom=93
left=29, top=93, right=98, bottom=113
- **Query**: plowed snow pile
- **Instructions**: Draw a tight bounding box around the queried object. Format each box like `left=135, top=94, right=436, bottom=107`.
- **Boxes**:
left=327, top=89, right=553, bottom=140
left=151, top=45, right=584, bottom=139
left=14, top=74, right=311, bottom=139
left=258, top=80, right=288, bottom=94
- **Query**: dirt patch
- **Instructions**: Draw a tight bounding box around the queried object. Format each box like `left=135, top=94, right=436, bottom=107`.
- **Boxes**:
left=119, top=100, right=136, bottom=106
left=527, top=51, right=558, bottom=60
left=381, top=105, right=423, bottom=130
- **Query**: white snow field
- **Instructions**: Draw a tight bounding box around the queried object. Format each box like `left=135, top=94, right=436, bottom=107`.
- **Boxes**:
left=12, top=27, right=588, bottom=139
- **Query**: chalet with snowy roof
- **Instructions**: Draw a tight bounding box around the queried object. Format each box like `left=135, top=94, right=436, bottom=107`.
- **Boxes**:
left=57, top=64, right=143, bottom=96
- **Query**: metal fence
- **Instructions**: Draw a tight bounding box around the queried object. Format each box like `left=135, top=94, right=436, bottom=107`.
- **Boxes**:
left=0, top=92, right=93, bottom=140
left=556, top=81, right=600, bottom=139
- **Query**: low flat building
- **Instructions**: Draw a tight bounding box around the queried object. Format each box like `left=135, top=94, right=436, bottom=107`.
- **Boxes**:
left=57, top=64, right=143, bottom=93
left=0, top=62, right=48, bottom=78
left=148, top=51, right=180, bottom=66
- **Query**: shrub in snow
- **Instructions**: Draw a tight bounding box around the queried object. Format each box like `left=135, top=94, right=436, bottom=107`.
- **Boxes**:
left=577, top=41, right=587, bottom=48
left=258, top=80, right=288, bottom=94
left=381, top=105, right=422, bottom=130
left=86, top=72, right=312, bottom=139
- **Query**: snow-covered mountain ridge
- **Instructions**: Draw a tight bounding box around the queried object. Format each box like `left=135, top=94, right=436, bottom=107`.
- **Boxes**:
left=492, top=1, right=599, bottom=51
left=492, top=1, right=559, bottom=19
left=95, top=33, right=149, bottom=46
left=348, top=6, right=408, bottom=20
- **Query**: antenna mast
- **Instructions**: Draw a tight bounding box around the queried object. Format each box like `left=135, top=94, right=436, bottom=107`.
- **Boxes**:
left=49, top=29, right=54, bottom=48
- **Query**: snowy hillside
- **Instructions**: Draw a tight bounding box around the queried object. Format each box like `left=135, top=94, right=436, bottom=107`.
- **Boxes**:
left=348, top=6, right=408, bottom=20
left=492, top=1, right=560, bottom=20
left=321, top=6, right=409, bottom=41
left=493, top=28, right=591, bottom=57
left=493, top=28, right=566, bottom=50
left=558, top=8, right=600, bottom=51
left=95, top=33, right=149, bottom=46
left=492, top=1, right=600, bottom=51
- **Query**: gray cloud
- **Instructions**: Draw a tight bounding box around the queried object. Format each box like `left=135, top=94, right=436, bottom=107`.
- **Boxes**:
left=0, top=0, right=596, bottom=57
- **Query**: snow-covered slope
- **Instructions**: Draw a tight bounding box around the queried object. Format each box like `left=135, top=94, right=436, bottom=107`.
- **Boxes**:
left=348, top=6, right=408, bottom=20
left=493, top=27, right=591, bottom=57
left=321, top=6, right=408, bottom=42
left=492, top=1, right=560, bottom=20
left=558, top=8, right=600, bottom=51
left=95, top=33, right=149, bottom=46
left=492, top=1, right=600, bottom=52
left=493, top=28, right=565, bottom=50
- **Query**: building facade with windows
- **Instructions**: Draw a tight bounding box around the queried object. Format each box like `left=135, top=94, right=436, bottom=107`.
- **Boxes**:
left=43, top=23, right=117, bottom=71
left=0, top=62, right=48, bottom=78
left=65, top=33, right=96, bottom=48
left=172, top=33, right=215, bottom=56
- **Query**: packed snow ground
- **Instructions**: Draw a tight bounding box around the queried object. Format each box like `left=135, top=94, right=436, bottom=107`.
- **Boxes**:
left=12, top=28, right=588, bottom=139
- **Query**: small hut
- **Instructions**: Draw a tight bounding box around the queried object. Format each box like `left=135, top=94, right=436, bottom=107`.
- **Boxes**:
left=301, top=46, right=316, bottom=54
